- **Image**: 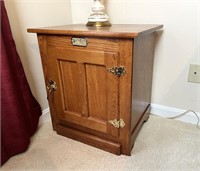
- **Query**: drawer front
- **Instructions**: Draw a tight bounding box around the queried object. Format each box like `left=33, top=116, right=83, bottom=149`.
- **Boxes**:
left=46, top=35, right=119, bottom=52
left=45, top=36, right=120, bottom=137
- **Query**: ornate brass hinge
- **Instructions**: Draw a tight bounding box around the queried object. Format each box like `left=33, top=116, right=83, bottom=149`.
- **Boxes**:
left=108, top=119, right=125, bottom=129
left=107, top=66, right=126, bottom=77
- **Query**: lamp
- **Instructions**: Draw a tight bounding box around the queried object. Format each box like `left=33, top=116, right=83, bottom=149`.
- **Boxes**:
left=86, top=0, right=111, bottom=27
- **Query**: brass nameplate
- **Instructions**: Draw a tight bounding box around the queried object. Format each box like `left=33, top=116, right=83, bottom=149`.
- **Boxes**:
left=71, top=38, right=88, bottom=47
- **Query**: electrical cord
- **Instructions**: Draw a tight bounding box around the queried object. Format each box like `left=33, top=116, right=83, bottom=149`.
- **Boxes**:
left=166, top=110, right=200, bottom=129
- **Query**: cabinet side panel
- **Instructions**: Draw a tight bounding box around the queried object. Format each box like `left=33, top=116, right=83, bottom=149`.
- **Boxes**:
left=131, top=33, right=156, bottom=145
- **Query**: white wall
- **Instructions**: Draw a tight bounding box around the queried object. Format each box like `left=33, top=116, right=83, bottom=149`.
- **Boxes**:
left=4, top=0, right=200, bottom=115
left=71, top=0, right=200, bottom=113
left=5, top=0, right=72, bottom=110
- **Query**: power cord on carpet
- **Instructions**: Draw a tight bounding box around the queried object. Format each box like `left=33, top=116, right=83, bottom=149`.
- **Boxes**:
left=166, top=110, right=200, bottom=129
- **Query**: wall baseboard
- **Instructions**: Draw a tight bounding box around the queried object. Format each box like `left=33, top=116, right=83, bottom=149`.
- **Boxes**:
left=39, top=107, right=50, bottom=126
left=42, top=108, right=50, bottom=116
left=150, top=103, right=200, bottom=125
left=39, top=105, right=199, bottom=126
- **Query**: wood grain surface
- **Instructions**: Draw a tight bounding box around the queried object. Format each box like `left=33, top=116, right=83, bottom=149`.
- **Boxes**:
left=28, top=24, right=163, bottom=38
left=32, top=24, right=163, bottom=155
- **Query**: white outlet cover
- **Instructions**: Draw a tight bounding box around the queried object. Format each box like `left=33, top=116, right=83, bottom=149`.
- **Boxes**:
left=188, top=64, right=200, bottom=83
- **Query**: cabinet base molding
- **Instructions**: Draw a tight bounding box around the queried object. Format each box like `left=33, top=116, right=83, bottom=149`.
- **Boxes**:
left=55, top=104, right=150, bottom=155
left=56, top=125, right=121, bottom=155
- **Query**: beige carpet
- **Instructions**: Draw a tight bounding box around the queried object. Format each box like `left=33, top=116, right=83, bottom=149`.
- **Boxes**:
left=1, top=115, right=200, bottom=171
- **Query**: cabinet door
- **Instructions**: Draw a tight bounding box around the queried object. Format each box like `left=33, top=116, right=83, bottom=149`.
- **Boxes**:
left=47, top=47, right=119, bottom=137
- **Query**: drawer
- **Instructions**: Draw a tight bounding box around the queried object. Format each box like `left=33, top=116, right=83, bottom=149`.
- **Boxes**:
left=45, top=35, right=119, bottom=52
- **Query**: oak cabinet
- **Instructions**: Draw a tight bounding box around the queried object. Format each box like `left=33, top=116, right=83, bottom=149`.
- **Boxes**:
left=28, top=24, right=163, bottom=155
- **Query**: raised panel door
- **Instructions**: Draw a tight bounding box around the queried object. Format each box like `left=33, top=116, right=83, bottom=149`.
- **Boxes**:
left=47, top=47, right=120, bottom=137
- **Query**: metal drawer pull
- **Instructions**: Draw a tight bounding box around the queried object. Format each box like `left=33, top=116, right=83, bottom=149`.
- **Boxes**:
left=72, top=37, right=88, bottom=47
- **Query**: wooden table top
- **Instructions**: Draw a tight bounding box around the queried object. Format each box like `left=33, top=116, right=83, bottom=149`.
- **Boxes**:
left=27, top=24, right=163, bottom=38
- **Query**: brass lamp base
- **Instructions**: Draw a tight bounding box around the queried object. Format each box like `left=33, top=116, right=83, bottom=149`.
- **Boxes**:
left=86, top=21, right=112, bottom=27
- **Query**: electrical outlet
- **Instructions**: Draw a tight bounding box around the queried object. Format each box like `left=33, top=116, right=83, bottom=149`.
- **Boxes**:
left=188, top=64, right=200, bottom=83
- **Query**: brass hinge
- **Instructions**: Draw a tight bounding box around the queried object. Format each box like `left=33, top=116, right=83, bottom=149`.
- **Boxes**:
left=108, top=119, right=125, bottom=129
left=107, top=66, right=126, bottom=77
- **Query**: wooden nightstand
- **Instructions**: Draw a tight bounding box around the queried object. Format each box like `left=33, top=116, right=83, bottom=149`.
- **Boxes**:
left=28, top=24, right=163, bottom=155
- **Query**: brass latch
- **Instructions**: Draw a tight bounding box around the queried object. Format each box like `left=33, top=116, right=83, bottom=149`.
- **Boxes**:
left=107, top=66, right=126, bottom=77
left=108, top=119, right=125, bottom=128
left=46, top=80, right=57, bottom=93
